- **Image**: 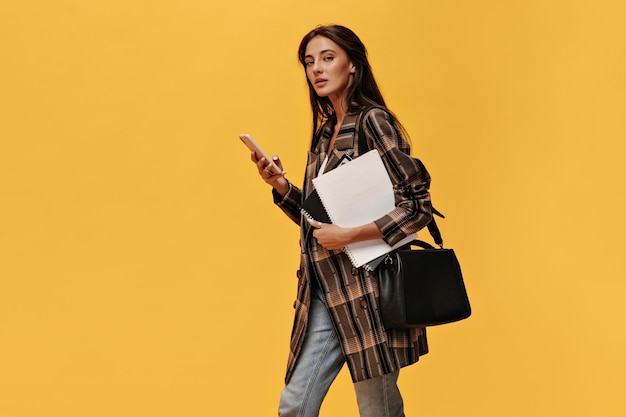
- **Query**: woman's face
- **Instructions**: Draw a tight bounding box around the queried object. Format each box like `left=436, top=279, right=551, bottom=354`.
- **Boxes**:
left=304, top=36, right=355, bottom=103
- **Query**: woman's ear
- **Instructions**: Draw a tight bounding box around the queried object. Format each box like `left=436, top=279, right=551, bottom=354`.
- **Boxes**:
left=350, top=63, right=356, bottom=74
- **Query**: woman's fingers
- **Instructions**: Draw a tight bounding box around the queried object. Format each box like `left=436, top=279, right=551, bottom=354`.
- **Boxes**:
left=306, top=218, right=323, bottom=229
left=272, top=155, right=284, bottom=171
left=255, top=154, right=284, bottom=176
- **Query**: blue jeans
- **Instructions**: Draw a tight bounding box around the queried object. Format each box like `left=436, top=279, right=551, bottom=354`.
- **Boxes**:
left=278, top=283, right=405, bottom=417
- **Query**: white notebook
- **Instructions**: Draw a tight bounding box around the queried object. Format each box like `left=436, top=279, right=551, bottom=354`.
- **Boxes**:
left=312, top=150, right=415, bottom=269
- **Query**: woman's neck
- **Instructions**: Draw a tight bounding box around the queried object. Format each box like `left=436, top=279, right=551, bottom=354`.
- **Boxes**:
left=330, top=96, right=348, bottom=127
left=327, top=96, right=348, bottom=152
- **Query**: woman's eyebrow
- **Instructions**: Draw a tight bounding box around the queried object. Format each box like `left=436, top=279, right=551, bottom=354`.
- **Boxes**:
left=305, top=49, right=337, bottom=59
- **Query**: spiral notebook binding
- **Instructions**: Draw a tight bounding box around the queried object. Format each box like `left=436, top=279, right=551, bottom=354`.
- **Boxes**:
left=342, top=246, right=364, bottom=269
left=300, top=209, right=314, bottom=222
left=314, top=193, right=336, bottom=224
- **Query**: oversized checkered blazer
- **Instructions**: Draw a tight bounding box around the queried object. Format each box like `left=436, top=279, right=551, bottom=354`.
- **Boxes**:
left=274, top=107, right=433, bottom=383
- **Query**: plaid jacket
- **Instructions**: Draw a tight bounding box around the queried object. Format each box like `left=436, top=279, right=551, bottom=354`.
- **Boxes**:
left=274, top=107, right=433, bottom=383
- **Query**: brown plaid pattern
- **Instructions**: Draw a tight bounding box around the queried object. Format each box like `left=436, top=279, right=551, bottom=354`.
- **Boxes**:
left=275, top=108, right=433, bottom=383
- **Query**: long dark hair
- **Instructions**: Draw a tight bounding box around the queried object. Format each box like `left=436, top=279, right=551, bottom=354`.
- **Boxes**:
left=298, top=25, right=407, bottom=140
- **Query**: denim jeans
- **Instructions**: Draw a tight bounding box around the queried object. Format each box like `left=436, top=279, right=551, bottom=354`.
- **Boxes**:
left=278, top=282, right=405, bottom=417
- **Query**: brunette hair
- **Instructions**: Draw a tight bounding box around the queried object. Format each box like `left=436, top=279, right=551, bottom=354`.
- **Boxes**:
left=298, top=25, right=406, bottom=139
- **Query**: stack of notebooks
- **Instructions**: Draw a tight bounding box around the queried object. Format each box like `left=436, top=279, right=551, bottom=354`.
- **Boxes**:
left=302, top=150, right=415, bottom=270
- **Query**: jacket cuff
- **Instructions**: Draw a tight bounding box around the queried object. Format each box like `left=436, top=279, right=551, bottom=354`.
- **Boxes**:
left=273, top=182, right=302, bottom=221
left=374, top=215, right=407, bottom=247
left=272, top=183, right=292, bottom=204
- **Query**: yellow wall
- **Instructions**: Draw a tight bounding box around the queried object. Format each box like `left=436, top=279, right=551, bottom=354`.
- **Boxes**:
left=1, top=1, right=625, bottom=416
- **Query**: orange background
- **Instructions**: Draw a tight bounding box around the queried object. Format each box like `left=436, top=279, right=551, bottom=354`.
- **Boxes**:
left=1, top=1, right=625, bottom=416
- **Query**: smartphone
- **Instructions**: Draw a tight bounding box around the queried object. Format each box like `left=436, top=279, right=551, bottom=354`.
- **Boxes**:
left=239, top=134, right=282, bottom=175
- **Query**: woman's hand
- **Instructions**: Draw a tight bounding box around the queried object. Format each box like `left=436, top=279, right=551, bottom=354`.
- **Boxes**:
left=307, top=218, right=384, bottom=250
left=251, top=152, right=289, bottom=196
left=308, top=220, right=355, bottom=250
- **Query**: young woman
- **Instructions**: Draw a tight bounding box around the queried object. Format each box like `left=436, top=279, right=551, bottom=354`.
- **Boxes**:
left=251, top=25, right=433, bottom=417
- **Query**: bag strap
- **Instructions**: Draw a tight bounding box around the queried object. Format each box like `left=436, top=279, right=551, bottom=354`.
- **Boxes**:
left=407, top=239, right=436, bottom=249
left=355, top=107, right=446, bottom=248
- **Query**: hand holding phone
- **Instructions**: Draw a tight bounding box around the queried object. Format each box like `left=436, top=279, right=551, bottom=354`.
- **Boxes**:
left=239, top=134, right=282, bottom=175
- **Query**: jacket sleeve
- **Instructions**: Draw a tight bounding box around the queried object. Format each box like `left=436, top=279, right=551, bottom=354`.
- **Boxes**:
left=272, top=182, right=303, bottom=226
left=364, top=108, right=433, bottom=246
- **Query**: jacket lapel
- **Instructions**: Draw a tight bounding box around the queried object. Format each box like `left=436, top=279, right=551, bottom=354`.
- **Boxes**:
left=323, top=112, right=359, bottom=173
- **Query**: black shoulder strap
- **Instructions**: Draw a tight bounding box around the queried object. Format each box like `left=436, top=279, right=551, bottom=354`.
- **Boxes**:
left=356, top=107, right=446, bottom=248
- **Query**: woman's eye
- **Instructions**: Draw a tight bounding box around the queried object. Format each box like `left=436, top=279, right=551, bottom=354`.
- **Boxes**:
left=305, top=61, right=314, bottom=66
left=324, top=56, right=334, bottom=61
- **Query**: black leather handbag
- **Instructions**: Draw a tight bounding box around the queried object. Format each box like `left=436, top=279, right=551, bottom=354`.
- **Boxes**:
left=377, top=236, right=471, bottom=329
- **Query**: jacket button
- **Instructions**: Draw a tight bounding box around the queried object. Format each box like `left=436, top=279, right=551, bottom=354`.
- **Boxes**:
left=296, top=269, right=302, bottom=278
left=360, top=299, right=368, bottom=309
left=351, top=267, right=359, bottom=276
